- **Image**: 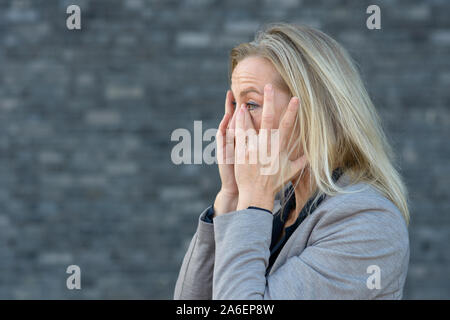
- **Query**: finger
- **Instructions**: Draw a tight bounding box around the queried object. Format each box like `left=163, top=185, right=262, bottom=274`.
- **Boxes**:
left=236, top=103, right=245, bottom=131
left=216, top=131, right=225, bottom=164
left=219, top=112, right=232, bottom=134
left=261, top=83, right=275, bottom=130
left=235, top=104, right=246, bottom=164
left=219, top=113, right=231, bottom=150
left=218, top=113, right=232, bottom=152
left=226, top=103, right=238, bottom=146
left=225, top=90, right=235, bottom=116
left=225, top=112, right=236, bottom=164
left=216, top=114, right=228, bottom=164
left=242, top=105, right=255, bottom=131
left=242, top=107, right=258, bottom=161
left=279, top=96, right=299, bottom=150
left=228, top=105, right=238, bottom=130
left=224, top=132, right=235, bottom=165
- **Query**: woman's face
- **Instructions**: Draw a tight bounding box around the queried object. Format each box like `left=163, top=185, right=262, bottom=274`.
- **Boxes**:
left=231, top=56, right=292, bottom=132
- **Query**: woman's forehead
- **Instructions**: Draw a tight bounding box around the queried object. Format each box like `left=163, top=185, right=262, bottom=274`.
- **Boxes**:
left=231, top=57, right=277, bottom=85
left=231, top=56, right=288, bottom=94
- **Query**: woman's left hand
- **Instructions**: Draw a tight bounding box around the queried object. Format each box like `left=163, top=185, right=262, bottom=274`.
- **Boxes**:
left=234, top=83, right=308, bottom=212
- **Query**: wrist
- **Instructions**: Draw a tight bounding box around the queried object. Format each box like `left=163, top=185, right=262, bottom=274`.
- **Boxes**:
left=236, top=191, right=274, bottom=212
left=218, top=188, right=239, bottom=199
left=213, top=189, right=239, bottom=217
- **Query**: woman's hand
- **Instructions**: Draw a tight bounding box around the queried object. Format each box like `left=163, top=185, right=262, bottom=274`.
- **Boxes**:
left=234, top=84, right=307, bottom=212
left=214, top=90, right=239, bottom=216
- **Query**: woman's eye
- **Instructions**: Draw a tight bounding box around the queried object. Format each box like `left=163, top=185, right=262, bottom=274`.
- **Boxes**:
left=231, top=101, right=260, bottom=111
left=246, top=102, right=260, bottom=111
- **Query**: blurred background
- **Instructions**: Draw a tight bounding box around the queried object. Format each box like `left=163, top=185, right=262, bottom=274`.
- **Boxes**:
left=0, top=0, right=449, bottom=299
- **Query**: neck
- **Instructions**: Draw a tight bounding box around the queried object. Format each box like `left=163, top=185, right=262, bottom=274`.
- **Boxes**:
left=287, top=169, right=314, bottom=225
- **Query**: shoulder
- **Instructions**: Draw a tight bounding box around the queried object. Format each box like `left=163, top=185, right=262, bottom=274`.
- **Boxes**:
left=311, top=180, right=409, bottom=256
left=320, top=181, right=407, bottom=227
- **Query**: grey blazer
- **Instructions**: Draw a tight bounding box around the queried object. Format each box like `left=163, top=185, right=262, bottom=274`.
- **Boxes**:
left=174, top=173, right=410, bottom=299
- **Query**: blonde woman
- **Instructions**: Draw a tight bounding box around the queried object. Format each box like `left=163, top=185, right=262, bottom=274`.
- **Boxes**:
left=174, top=23, right=410, bottom=299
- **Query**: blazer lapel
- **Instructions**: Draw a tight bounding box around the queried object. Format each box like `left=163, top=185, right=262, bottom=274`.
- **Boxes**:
left=267, top=172, right=353, bottom=276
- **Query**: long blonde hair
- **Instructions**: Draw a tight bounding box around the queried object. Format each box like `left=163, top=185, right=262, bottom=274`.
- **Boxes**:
left=229, top=23, right=410, bottom=224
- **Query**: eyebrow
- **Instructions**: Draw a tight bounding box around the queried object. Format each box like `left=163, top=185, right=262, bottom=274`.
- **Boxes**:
left=238, top=87, right=263, bottom=98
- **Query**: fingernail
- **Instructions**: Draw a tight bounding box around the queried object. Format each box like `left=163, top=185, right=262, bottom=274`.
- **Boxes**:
left=265, top=83, right=273, bottom=92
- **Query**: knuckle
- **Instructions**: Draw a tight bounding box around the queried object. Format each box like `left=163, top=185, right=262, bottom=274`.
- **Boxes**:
left=281, top=120, right=292, bottom=129
left=262, top=114, right=274, bottom=122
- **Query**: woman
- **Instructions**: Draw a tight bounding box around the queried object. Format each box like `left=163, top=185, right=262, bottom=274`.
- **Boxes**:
left=174, top=23, right=410, bottom=299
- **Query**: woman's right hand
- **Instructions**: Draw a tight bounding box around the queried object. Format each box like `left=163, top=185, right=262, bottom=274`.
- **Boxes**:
left=214, top=90, right=239, bottom=216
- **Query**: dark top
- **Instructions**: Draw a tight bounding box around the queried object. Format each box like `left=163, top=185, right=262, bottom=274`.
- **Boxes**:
left=203, top=168, right=344, bottom=275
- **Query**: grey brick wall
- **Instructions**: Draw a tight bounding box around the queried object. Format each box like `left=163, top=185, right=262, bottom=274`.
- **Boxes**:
left=0, top=0, right=449, bottom=299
